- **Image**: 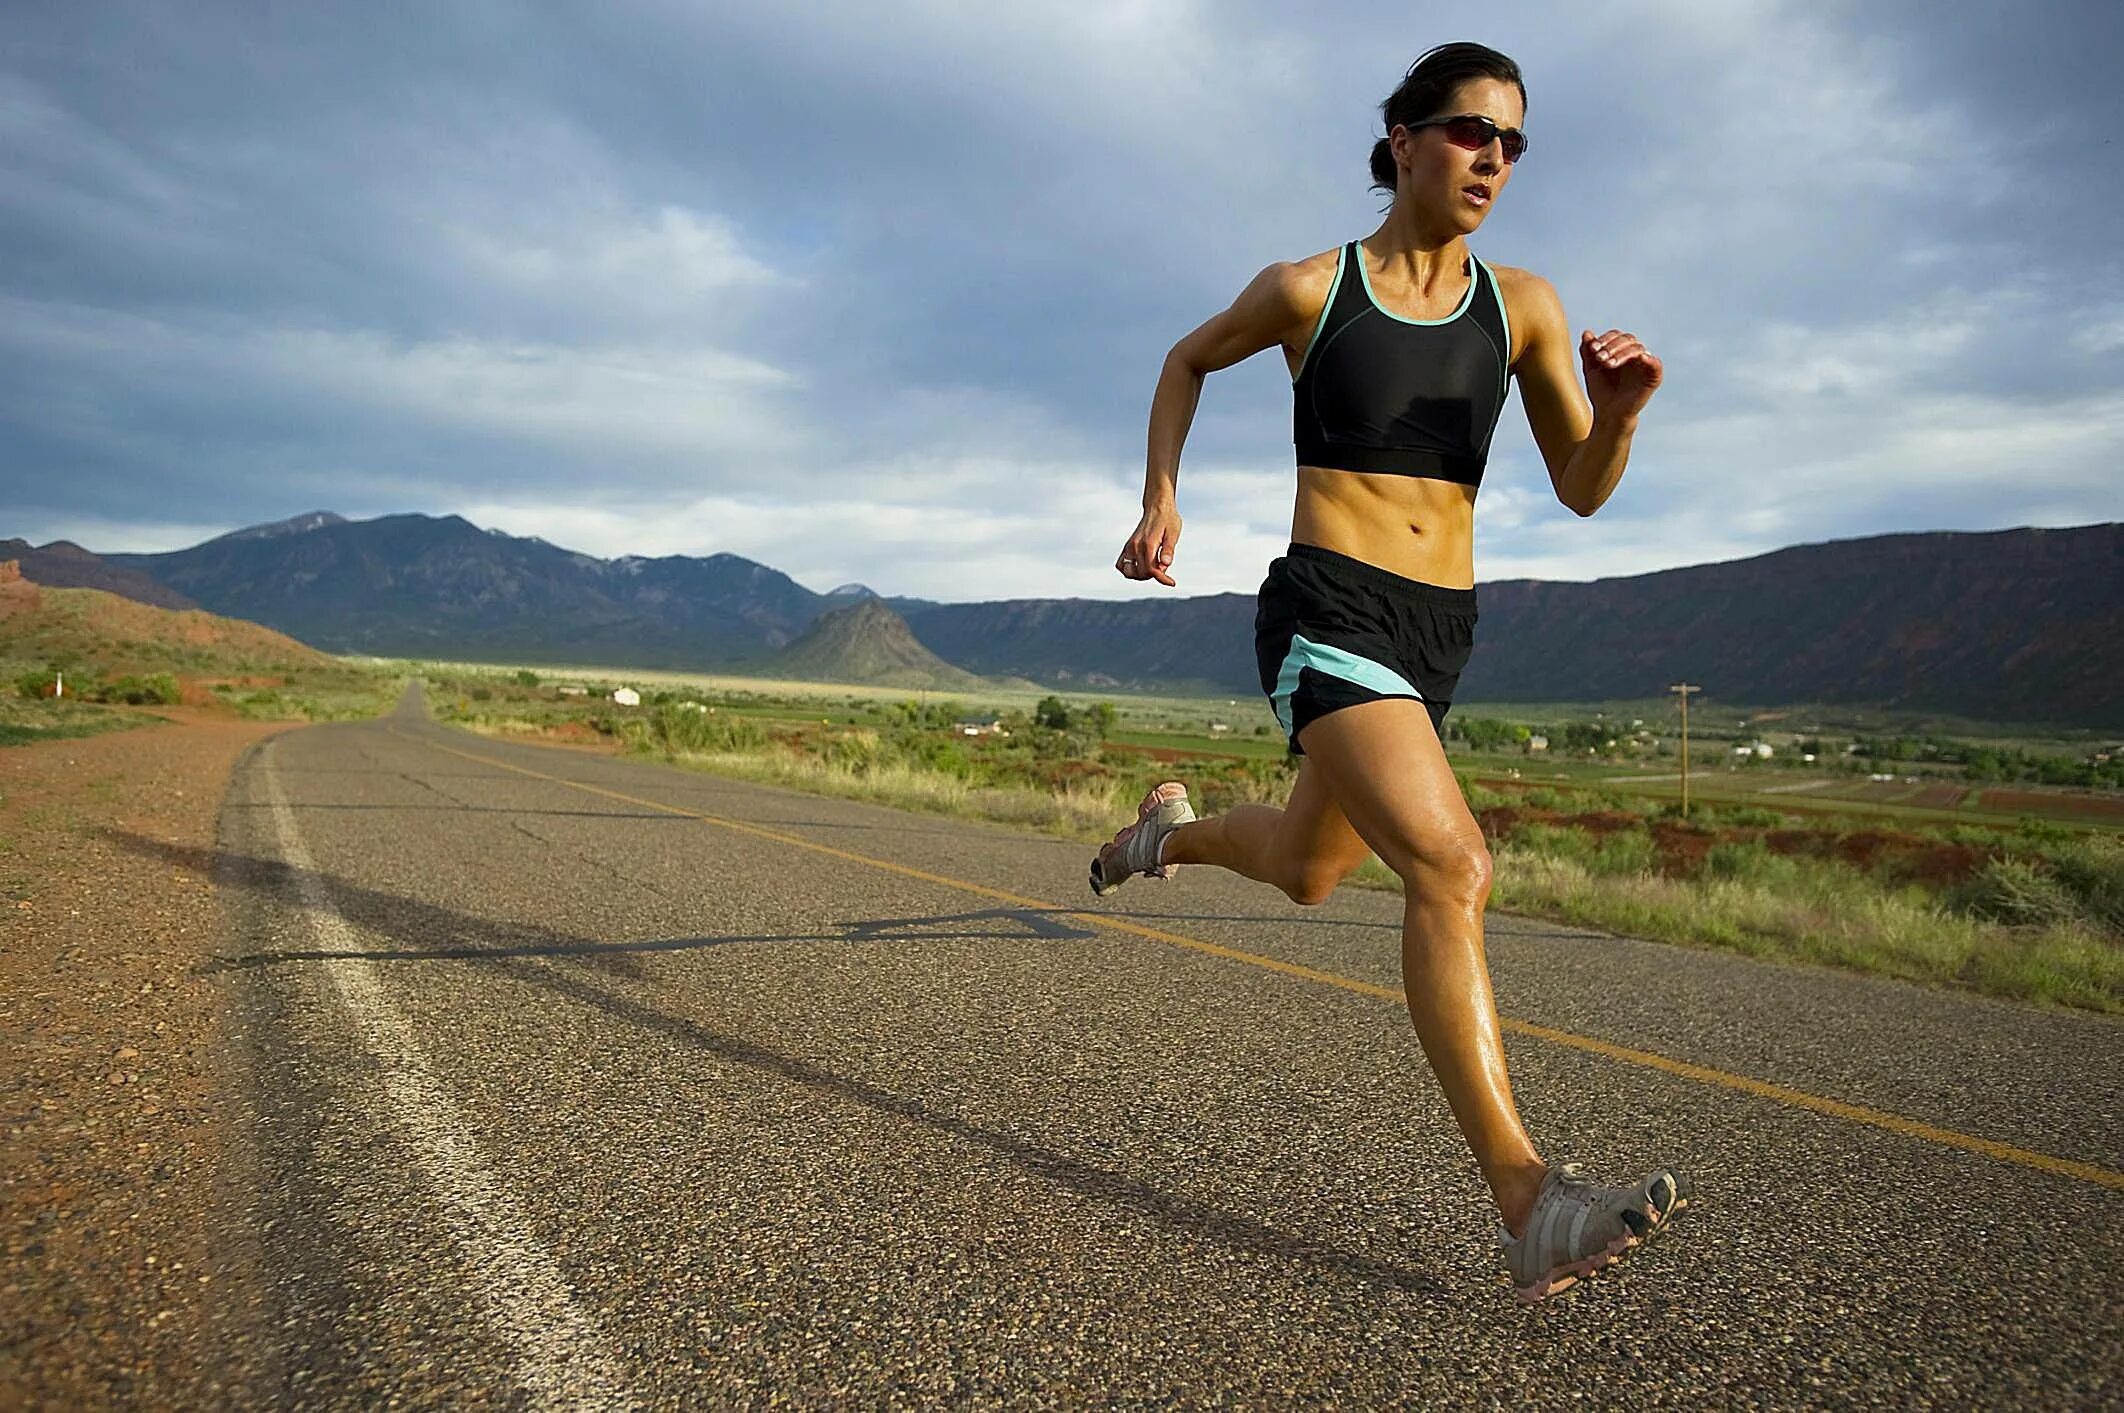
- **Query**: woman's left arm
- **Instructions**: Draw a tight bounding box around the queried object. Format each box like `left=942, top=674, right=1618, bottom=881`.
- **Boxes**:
left=1505, top=271, right=1663, bottom=517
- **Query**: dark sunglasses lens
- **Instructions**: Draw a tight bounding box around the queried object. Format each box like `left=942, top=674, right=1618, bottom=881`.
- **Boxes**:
left=1443, top=116, right=1525, bottom=163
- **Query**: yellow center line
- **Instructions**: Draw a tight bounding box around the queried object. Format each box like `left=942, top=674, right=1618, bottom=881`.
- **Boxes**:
left=393, top=726, right=2124, bottom=1193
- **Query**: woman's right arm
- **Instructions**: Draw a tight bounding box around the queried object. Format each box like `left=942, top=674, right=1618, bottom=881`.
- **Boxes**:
left=1118, top=260, right=1321, bottom=586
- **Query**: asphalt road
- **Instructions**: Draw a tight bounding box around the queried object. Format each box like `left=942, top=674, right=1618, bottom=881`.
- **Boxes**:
left=190, top=685, right=2121, bottom=1408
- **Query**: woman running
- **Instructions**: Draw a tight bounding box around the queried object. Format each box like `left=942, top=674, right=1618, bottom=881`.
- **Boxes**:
left=1090, top=42, right=1688, bottom=1303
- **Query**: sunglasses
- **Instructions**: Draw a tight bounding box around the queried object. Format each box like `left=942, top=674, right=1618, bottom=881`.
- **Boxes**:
left=1404, top=113, right=1528, bottom=164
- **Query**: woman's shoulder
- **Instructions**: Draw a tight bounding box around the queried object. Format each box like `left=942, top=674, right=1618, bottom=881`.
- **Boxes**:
left=1259, top=245, right=1348, bottom=318
left=1263, top=244, right=1345, bottom=290
left=1483, top=262, right=1561, bottom=314
left=1481, top=262, right=1566, bottom=359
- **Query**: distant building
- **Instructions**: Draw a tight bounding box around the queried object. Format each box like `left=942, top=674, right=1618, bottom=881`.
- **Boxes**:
left=955, top=715, right=1007, bottom=737
left=612, top=687, right=641, bottom=707
left=557, top=685, right=589, bottom=697
left=1208, top=722, right=1231, bottom=735
left=1526, top=735, right=1549, bottom=753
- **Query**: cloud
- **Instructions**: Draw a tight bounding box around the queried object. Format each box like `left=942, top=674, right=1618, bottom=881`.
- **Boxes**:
left=2, top=1, right=2119, bottom=604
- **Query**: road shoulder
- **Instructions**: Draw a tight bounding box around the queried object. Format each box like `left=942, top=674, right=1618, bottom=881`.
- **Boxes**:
left=0, top=713, right=299, bottom=1407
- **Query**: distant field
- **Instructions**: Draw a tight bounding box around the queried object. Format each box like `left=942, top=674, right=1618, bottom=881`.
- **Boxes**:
left=1449, top=757, right=2119, bottom=833
left=417, top=661, right=2124, bottom=1011
left=392, top=659, right=2119, bottom=833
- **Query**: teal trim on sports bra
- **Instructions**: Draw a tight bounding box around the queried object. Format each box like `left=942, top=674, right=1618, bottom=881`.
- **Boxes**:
left=1356, top=246, right=1478, bottom=326
left=1291, top=245, right=1348, bottom=387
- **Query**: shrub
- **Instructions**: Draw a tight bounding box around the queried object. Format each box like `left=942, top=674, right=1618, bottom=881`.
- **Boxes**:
left=644, top=703, right=764, bottom=755
left=1589, top=828, right=1659, bottom=876
left=1704, top=838, right=1777, bottom=881
left=1952, top=857, right=2083, bottom=929
left=2032, top=837, right=2124, bottom=936
left=95, top=673, right=180, bottom=705
left=825, top=729, right=884, bottom=774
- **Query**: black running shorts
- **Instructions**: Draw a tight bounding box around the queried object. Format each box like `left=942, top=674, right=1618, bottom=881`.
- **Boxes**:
left=1253, top=542, right=1478, bottom=755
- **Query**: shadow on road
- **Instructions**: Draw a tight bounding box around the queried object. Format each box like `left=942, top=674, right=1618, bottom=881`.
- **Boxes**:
left=111, top=826, right=1449, bottom=1297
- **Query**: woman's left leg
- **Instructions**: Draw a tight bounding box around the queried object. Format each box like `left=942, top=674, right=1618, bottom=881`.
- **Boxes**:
left=1159, top=759, right=1373, bottom=904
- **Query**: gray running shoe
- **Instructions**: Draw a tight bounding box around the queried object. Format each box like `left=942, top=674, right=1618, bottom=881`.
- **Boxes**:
left=1089, top=782, right=1195, bottom=897
left=1496, top=1162, right=1692, bottom=1304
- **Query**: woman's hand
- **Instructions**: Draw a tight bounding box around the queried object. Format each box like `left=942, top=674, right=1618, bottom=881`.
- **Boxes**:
left=1116, top=504, right=1182, bottom=586
left=1580, top=328, right=1663, bottom=423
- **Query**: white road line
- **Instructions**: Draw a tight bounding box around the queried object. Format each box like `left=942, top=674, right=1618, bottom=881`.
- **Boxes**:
left=1759, top=778, right=1838, bottom=795
left=260, top=746, right=641, bottom=1411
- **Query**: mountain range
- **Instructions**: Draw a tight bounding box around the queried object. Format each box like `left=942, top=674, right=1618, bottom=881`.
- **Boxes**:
left=9, top=511, right=2112, bottom=726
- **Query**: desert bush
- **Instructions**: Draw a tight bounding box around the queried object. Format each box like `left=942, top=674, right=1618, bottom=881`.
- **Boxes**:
left=825, top=728, right=884, bottom=774
left=1951, top=857, right=2083, bottom=929
left=102, top=673, right=180, bottom=705
left=1458, top=776, right=1512, bottom=811
left=1701, top=837, right=1813, bottom=887
left=1589, top=828, right=1659, bottom=876
left=638, top=702, right=765, bottom=756
left=2047, top=836, right=2124, bottom=935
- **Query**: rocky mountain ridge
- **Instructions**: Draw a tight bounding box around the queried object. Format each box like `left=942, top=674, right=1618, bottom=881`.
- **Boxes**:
left=25, top=513, right=2117, bottom=725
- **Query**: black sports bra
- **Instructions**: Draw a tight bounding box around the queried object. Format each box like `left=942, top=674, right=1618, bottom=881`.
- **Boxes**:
left=1292, top=240, right=1512, bottom=488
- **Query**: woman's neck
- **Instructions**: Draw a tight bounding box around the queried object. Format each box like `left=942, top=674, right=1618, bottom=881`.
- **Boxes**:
left=1364, top=210, right=1470, bottom=289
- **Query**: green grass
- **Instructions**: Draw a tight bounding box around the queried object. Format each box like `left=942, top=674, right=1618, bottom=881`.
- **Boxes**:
left=1486, top=844, right=2121, bottom=1013
left=217, top=665, right=409, bottom=722
left=0, top=697, right=168, bottom=747
left=422, top=669, right=2123, bottom=1012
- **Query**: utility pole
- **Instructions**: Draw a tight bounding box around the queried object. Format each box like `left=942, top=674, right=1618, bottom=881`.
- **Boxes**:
left=1669, top=683, right=1699, bottom=817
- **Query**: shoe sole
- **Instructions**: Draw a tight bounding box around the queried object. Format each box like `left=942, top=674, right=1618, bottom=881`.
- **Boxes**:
left=1513, top=1172, right=1694, bottom=1305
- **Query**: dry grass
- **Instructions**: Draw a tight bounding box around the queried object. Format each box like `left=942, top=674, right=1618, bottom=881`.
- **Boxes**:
left=456, top=707, right=2123, bottom=1013
left=667, top=746, right=1133, bottom=839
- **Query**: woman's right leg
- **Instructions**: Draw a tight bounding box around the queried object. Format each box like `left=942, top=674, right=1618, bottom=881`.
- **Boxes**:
left=1160, top=761, right=1374, bottom=906
left=1283, top=696, right=1551, bottom=1235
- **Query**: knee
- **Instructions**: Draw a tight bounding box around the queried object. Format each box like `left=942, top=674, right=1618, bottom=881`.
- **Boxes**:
left=1393, top=834, right=1493, bottom=909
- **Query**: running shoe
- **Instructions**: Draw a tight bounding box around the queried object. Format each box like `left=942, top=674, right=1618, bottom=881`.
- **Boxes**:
left=1496, top=1162, right=1692, bottom=1304
left=1089, top=782, right=1195, bottom=897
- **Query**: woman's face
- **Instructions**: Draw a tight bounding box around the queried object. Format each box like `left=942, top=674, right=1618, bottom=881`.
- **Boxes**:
left=1391, top=77, right=1526, bottom=233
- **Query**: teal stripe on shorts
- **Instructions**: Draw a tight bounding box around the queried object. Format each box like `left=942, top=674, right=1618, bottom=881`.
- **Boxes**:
left=1272, top=633, right=1423, bottom=736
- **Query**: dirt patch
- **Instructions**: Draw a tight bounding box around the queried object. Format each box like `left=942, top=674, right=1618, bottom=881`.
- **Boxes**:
left=0, top=710, right=299, bottom=1406
left=1980, top=788, right=2124, bottom=822
left=1475, top=804, right=1569, bottom=836
left=1759, top=826, right=1994, bottom=886
left=1572, top=810, right=1645, bottom=836
left=1105, top=742, right=1248, bottom=764
left=540, top=719, right=620, bottom=750
left=1478, top=804, right=1998, bottom=889
left=1649, top=820, right=1714, bottom=874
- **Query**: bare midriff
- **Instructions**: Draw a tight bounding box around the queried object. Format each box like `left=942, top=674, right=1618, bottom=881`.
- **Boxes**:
left=1292, top=465, right=1478, bottom=588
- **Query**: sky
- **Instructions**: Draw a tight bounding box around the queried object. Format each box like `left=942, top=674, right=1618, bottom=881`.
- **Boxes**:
left=3, top=0, right=2120, bottom=601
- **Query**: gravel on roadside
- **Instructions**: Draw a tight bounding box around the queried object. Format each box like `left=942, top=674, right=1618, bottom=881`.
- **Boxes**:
left=1, top=709, right=299, bottom=1408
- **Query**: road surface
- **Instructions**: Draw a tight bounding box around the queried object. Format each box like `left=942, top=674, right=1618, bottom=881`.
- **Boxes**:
left=186, top=686, right=2121, bottom=1406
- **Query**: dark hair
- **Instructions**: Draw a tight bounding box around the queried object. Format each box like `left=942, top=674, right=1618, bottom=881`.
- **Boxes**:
left=1369, top=43, right=1527, bottom=194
